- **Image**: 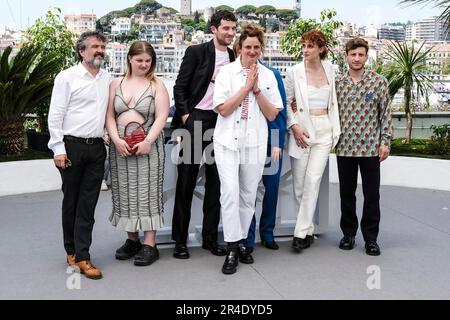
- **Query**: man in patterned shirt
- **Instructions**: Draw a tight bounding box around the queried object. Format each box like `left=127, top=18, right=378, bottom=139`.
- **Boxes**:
left=335, top=38, right=393, bottom=256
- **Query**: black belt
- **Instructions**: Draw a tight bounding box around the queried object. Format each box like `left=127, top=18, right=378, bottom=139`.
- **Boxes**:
left=64, top=135, right=103, bottom=145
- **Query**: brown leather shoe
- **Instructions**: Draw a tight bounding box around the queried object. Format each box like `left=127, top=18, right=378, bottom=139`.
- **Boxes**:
left=66, top=254, right=76, bottom=266
left=75, top=260, right=103, bottom=280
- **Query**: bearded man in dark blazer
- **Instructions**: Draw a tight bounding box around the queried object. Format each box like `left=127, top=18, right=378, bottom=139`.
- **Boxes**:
left=171, top=10, right=237, bottom=259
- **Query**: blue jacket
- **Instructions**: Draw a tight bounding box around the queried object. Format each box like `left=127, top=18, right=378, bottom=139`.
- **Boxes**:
left=265, top=64, right=287, bottom=149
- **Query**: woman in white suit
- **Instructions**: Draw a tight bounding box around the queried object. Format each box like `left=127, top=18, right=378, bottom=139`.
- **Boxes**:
left=213, top=24, right=283, bottom=274
left=284, top=29, right=341, bottom=252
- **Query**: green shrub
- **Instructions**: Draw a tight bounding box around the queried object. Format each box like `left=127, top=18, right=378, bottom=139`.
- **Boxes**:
left=427, top=124, right=450, bottom=155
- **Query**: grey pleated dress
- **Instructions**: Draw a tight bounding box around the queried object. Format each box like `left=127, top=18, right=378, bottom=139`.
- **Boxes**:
left=109, top=81, right=165, bottom=232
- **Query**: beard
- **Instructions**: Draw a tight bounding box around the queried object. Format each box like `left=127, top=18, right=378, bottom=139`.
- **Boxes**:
left=216, top=34, right=233, bottom=47
left=85, top=54, right=104, bottom=69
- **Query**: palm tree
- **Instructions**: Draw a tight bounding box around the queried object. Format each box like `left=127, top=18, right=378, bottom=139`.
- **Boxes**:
left=382, top=41, right=435, bottom=143
left=399, top=1, right=450, bottom=28
left=0, top=45, right=59, bottom=156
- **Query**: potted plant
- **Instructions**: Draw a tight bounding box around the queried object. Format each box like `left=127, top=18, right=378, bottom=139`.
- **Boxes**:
left=25, top=115, right=51, bottom=152
left=0, top=45, right=60, bottom=156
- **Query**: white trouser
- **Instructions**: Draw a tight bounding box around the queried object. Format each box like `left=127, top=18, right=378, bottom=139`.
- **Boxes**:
left=214, top=122, right=267, bottom=242
left=291, top=115, right=332, bottom=239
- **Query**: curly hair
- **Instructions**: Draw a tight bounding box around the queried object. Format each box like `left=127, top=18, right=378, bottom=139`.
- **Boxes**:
left=238, top=23, right=265, bottom=51
left=300, top=29, right=328, bottom=60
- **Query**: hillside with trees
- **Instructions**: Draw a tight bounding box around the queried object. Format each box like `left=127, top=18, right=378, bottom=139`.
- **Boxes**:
left=97, top=0, right=177, bottom=33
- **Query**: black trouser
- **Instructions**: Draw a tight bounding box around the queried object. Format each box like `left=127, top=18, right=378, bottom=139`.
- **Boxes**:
left=337, top=156, right=380, bottom=242
left=172, top=109, right=221, bottom=245
left=59, top=137, right=106, bottom=262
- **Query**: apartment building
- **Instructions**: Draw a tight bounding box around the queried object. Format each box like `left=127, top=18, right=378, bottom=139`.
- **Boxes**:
left=64, top=13, right=96, bottom=36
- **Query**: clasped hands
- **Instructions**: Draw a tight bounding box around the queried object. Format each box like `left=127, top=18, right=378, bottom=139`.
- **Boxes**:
left=244, top=64, right=260, bottom=95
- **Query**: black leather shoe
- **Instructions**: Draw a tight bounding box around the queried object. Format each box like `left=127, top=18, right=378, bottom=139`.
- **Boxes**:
left=339, top=236, right=355, bottom=250
left=292, top=237, right=310, bottom=253
left=292, top=238, right=302, bottom=253
left=238, top=245, right=254, bottom=264
left=222, top=250, right=239, bottom=275
left=261, top=240, right=279, bottom=250
left=173, top=242, right=190, bottom=259
left=202, top=242, right=227, bottom=256
left=307, top=235, right=315, bottom=244
left=134, top=244, right=159, bottom=266
left=365, top=241, right=381, bottom=256
left=115, top=239, right=142, bottom=260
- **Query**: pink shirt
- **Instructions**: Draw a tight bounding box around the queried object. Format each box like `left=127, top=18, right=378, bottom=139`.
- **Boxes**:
left=195, top=49, right=230, bottom=111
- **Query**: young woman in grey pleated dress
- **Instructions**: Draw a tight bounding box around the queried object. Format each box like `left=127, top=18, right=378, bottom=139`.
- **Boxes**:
left=105, top=41, right=169, bottom=266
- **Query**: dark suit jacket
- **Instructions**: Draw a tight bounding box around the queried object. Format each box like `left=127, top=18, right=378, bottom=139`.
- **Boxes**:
left=171, top=39, right=235, bottom=128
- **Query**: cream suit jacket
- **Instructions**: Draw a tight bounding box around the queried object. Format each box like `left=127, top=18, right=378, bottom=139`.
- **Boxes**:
left=284, top=60, right=341, bottom=159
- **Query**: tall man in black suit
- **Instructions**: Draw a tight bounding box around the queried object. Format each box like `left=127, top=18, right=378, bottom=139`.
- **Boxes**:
left=171, top=11, right=237, bottom=259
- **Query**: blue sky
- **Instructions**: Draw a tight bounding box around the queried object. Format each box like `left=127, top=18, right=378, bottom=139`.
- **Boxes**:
left=0, top=0, right=443, bottom=29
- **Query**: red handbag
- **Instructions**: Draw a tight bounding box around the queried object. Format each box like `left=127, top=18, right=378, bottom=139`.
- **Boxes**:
left=123, top=121, right=147, bottom=154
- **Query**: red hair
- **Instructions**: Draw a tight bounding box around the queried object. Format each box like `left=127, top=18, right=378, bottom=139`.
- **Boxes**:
left=301, top=29, right=328, bottom=60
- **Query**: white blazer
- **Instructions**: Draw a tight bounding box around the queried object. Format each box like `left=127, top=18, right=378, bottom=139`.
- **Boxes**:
left=284, top=60, right=341, bottom=159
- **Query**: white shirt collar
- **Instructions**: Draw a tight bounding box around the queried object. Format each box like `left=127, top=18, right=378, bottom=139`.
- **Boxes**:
left=230, top=58, right=263, bottom=75
left=75, top=62, right=105, bottom=78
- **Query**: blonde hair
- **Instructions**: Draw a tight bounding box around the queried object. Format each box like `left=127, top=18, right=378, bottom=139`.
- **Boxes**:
left=125, top=41, right=157, bottom=82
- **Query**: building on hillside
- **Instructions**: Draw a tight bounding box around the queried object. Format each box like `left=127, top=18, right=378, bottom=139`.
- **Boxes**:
left=190, top=30, right=214, bottom=44
left=377, top=24, right=406, bottom=41
left=163, top=29, right=184, bottom=45
left=106, top=42, right=128, bottom=74
left=156, top=7, right=172, bottom=19
left=111, top=17, right=131, bottom=36
left=180, top=0, right=192, bottom=16
left=131, top=13, right=146, bottom=25
left=153, top=42, right=188, bottom=74
left=139, top=19, right=182, bottom=44
left=336, top=22, right=359, bottom=37
left=364, top=25, right=378, bottom=38
left=262, top=49, right=296, bottom=77
left=64, top=13, right=96, bottom=36
left=293, top=0, right=302, bottom=18
left=265, top=32, right=285, bottom=51
left=427, top=44, right=450, bottom=73
left=406, top=24, right=413, bottom=41
left=203, top=7, right=215, bottom=22
left=407, top=16, right=450, bottom=42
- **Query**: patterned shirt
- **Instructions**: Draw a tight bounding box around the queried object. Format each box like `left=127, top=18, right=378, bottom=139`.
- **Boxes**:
left=335, top=69, right=393, bottom=157
left=241, top=67, right=251, bottom=120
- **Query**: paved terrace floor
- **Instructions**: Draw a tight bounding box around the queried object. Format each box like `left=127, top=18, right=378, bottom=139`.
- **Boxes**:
left=0, top=184, right=449, bottom=300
